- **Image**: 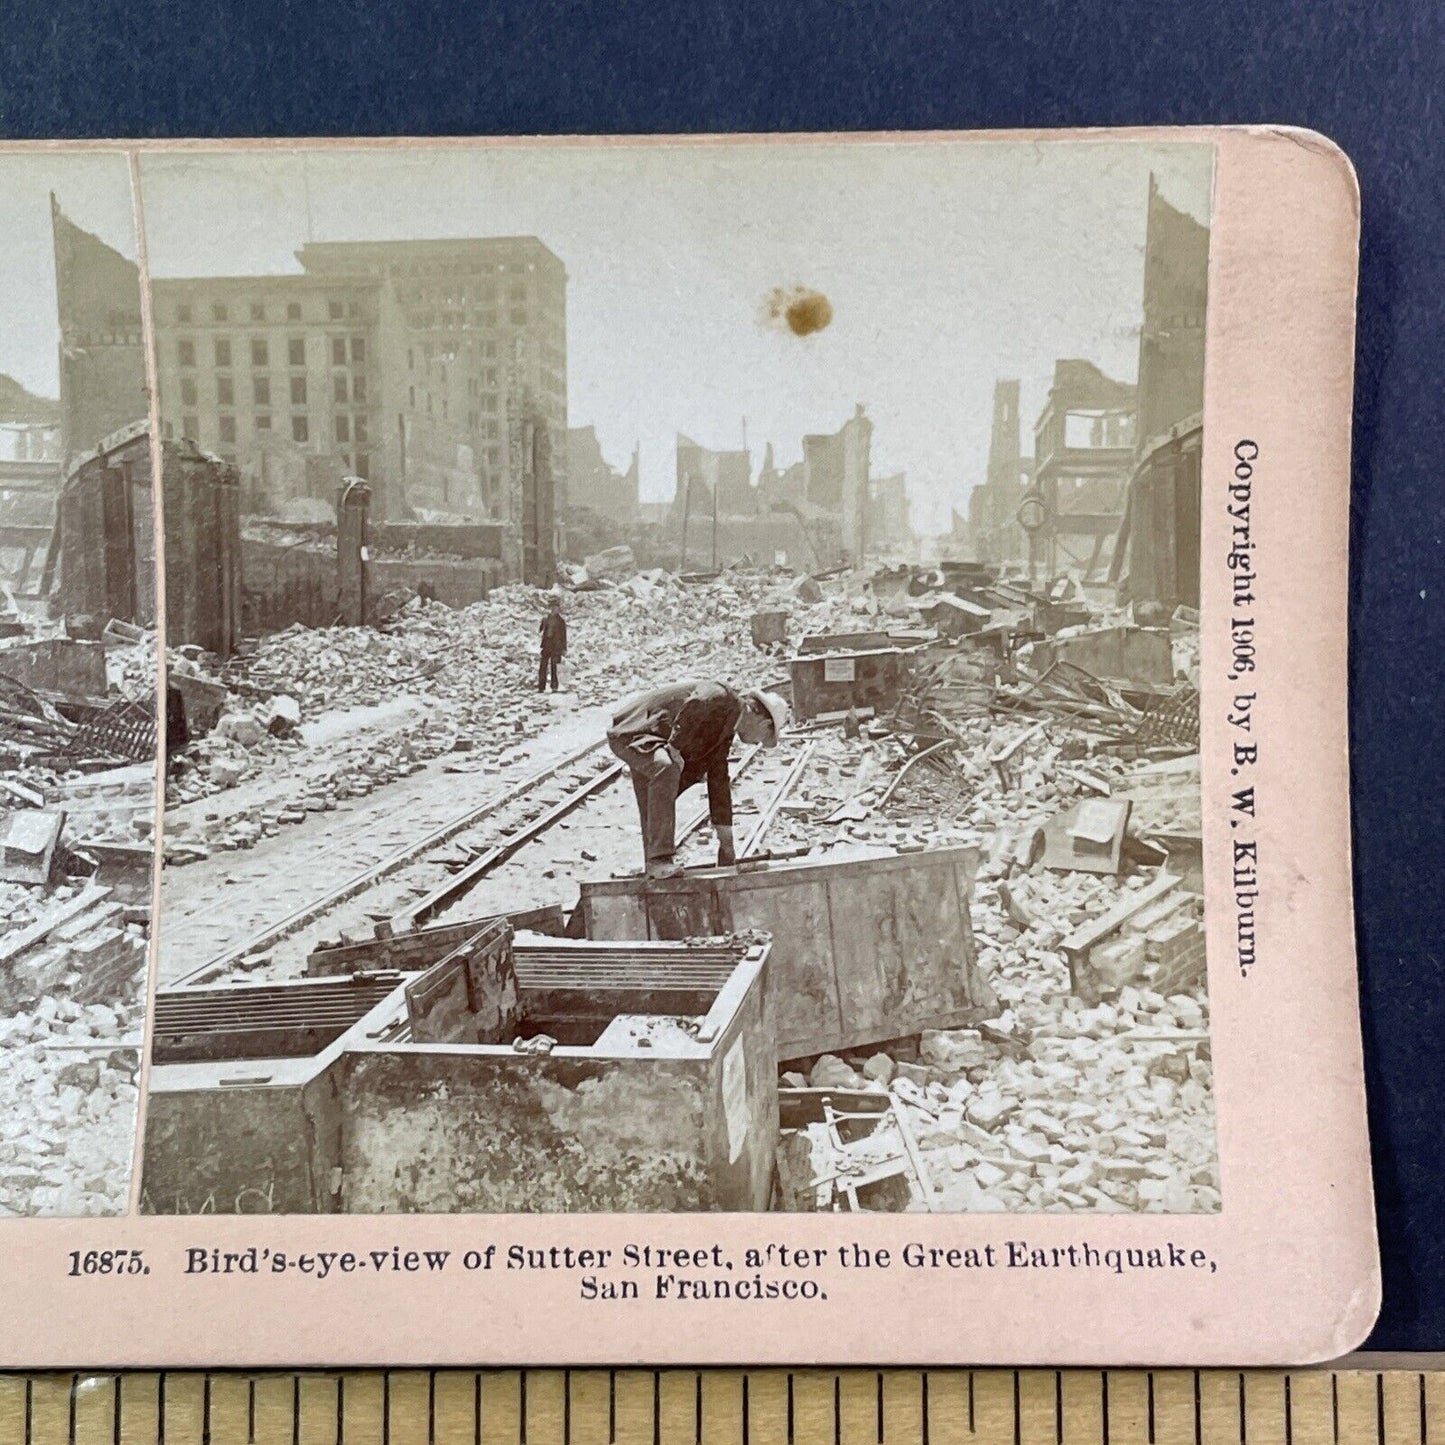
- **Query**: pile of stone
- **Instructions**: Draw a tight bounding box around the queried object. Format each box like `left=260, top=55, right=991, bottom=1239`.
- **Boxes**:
left=0, top=1000, right=140, bottom=1217
left=165, top=571, right=810, bottom=828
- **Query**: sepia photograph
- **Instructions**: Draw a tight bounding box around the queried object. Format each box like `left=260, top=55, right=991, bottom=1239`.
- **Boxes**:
left=138, top=138, right=1215, bottom=1217
left=0, top=153, right=156, bottom=1217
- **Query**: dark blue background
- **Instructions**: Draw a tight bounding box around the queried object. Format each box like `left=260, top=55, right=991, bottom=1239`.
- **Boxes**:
left=2, top=0, right=1441, bottom=1355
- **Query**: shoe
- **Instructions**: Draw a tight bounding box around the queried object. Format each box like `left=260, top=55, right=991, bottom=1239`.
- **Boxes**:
left=645, top=860, right=684, bottom=880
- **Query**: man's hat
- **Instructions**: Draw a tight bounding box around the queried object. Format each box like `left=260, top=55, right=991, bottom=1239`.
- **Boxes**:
left=746, top=689, right=791, bottom=738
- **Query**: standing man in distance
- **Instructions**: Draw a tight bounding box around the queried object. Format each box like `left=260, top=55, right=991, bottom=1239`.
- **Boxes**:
left=538, top=593, right=567, bottom=693
left=606, top=681, right=790, bottom=878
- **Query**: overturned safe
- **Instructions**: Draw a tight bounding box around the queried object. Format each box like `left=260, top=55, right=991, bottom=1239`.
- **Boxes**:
left=786, top=644, right=910, bottom=722
left=141, top=924, right=776, bottom=1215
left=579, top=846, right=996, bottom=1062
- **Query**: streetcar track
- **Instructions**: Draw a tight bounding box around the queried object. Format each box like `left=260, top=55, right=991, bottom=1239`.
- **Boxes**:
left=170, top=737, right=811, bottom=990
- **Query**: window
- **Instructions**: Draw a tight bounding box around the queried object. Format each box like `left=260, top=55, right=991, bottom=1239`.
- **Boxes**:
left=253, top=376, right=270, bottom=406
left=182, top=415, right=198, bottom=438
left=335, top=414, right=351, bottom=444
left=481, top=311, right=497, bottom=328
left=442, top=398, right=448, bottom=419
left=217, top=377, right=234, bottom=407
left=510, top=309, right=527, bottom=326
left=176, top=303, right=192, bottom=324
left=219, top=415, right=236, bottom=444
left=354, top=415, right=367, bottom=444
left=331, top=337, right=347, bottom=367
left=509, top=284, right=526, bottom=302
left=291, top=415, right=309, bottom=443
left=348, top=301, right=361, bottom=319
left=287, top=301, right=302, bottom=321
left=482, top=341, right=497, bottom=359
left=290, top=375, right=307, bottom=406
left=354, top=452, right=370, bottom=479
left=251, top=338, right=269, bottom=367
left=480, top=394, right=497, bottom=413
left=408, top=385, right=415, bottom=407
left=180, top=378, right=197, bottom=407
left=407, top=348, right=414, bottom=370
left=288, top=337, right=305, bottom=366
left=250, top=302, right=265, bottom=322
left=482, top=367, right=497, bottom=386
left=350, top=337, right=365, bottom=365
left=214, top=338, right=232, bottom=368
left=328, top=300, right=344, bottom=320
left=178, top=339, right=196, bottom=368
left=352, top=375, right=366, bottom=403
left=212, top=302, right=228, bottom=322
left=255, top=414, right=271, bottom=431
left=333, top=375, right=348, bottom=404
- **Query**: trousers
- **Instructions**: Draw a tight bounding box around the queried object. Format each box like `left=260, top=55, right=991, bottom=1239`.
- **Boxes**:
left=537, top=651, right=560, bottom=691
left=607, top=735, right=684, bottom=863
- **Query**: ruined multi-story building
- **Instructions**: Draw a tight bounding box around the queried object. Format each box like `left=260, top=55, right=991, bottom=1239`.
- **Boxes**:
left=51, top=199, right=148, bottom=464
left=801, top=405, right=873, bottom=561
left=567, top=427, right=638, bottom=520
left=674, top=435, right=754, bottom=519
left=150, top=237, right=568, bottom=569
left=1028, top=360, right=1137, bottom=582
left=1111, top=180, right=1210, bottom=611
left=868, top=471, right=913, bottom=556
left=965, top=379, right=1034, bottom=566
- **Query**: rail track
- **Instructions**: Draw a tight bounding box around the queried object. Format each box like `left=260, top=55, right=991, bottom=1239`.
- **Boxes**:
left=168, top=733, right=817, bottom=989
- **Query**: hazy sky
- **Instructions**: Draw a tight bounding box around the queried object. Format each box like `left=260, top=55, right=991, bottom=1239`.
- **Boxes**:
left=0, top=151, right=138, bottom=399
left=13, top=141, right=1212, bottom=533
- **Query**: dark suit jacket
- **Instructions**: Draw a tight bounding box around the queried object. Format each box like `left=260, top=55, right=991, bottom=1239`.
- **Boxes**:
left=607, top=680, right=743, bottom=825
left=540, top=612, right=567, bottom=656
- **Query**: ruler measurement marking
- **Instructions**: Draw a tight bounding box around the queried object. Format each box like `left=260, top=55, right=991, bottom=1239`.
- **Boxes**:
left=18, top=1367, right=1445, bottom=1444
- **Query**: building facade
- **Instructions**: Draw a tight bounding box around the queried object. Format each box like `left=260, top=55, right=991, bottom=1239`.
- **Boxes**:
left=151, top=237, right=568, bottom=550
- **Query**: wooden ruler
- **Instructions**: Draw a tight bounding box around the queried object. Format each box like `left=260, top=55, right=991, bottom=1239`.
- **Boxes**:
left=0, top=1368, right=1440, bottom=1445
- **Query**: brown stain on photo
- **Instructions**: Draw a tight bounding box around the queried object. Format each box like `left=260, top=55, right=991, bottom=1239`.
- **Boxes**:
left=762, top=284, right=833, bottom=336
